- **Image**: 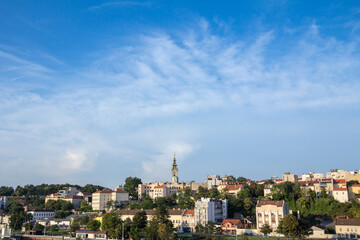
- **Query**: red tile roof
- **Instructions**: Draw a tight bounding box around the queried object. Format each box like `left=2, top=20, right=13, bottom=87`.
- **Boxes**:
left=154, top=185, right=165, bottom=189
left=349, top=184, right=360, bottom=187
left=114, top=189, right=128, bottom=193
left=336, top=219, right=360, bottom=226
left=93, top=190, right=113, bottom=194
left=183, top=210, right=194, bottom=216
left=226, top=184, right=243, bottom=191
left=222, top=219, right=241, bottom=225
left=333, top=188, right=347, bottom=191
left=64, top=196, right=84, bottom=199
left=257, top=200, right=284, bottom=207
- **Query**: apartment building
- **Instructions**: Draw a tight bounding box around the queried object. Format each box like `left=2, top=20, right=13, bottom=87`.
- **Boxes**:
left=194, top=198, right=228, bottom=227
left=282, top=173, right=298, bottom=183
left=313, top=179, right=334, bottom=197
left=256, top=200, right=289, bottom=230
left=335, top=218, right=360, bottom=239
left=301, top=172, right=324, bottom=181
left=92, top=189, right=129, bottom=211
left=205, top=175, right=223, bottom=189
left=28, top=210, right=55, bottom=221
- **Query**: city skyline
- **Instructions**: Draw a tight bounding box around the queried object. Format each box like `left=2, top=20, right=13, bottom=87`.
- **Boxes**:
left=0, top=1, right=360, bottom=187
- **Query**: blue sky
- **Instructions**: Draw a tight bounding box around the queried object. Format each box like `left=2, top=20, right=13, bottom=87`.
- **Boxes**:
left=0, top=1, right=360, bottom=188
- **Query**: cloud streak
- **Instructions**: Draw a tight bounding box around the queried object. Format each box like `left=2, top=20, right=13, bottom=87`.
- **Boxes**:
left=1, top=20, right=360, bottom=186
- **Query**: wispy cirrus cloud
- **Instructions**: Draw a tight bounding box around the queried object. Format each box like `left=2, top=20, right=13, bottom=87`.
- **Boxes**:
left=1, top=19, right=360, bottom=186
left=88, top=1, right=151, bottom=11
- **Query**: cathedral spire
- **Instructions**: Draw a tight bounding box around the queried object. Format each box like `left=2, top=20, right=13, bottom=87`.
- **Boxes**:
left=171, top=153, right=179, bottom=183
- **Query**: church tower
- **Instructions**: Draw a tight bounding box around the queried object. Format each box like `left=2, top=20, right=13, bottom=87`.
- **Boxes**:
left=171, top=153, right=179, bottom=184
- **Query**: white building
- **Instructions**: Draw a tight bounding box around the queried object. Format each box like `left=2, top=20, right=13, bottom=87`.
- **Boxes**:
left=194, top=198, right=228, bottom=227
left=92, top=189, right=129, bottom=211
left=45, top=187, right=81, bottom=203
left=0, top=196, right=8, bottom=209
left=333, top=188, right=349, bottom=203
left=301, top=172, right=324, bottom=181
left=28, top=210, right=55, bottom=221
left=205, top=175, right=223, bottom=189
left=256, top=200, right=289, bottom=230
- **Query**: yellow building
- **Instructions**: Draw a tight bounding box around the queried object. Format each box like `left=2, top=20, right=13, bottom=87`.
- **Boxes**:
left=348, top=184, right=360, bottom=202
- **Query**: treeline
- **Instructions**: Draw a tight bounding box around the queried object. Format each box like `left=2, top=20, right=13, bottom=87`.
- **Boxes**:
left=270, top=181, right=360, bottom=219
left=0, top=184, right=105, bottom=197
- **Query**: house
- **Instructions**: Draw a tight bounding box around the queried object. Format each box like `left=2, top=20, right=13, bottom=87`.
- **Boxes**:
left=194, top=198, right=228, bottom=227
left=222, top=218, right=255, bottom=235
left=256, top=200, right=289, bottom=230
left=310, top=225, right=327, bottom=239
left=335, top=218, right=360, bottom=239
left=333, top=188, right=349, bottom=203
left=76, top=230, right=107, bottom=239
left=92, top=188, right=129, bottom=211
left=181, top=209, right=195, bottom=233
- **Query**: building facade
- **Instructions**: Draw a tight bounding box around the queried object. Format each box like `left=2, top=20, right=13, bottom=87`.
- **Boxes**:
left=194, top=198, right=228, bottom=227
left=91, top=189, right=129, bottom=211
left=335, top=218, right=360, bottom=239
left=282, top=173, right=298, bottom=183
left=28, top=210, right=55, bottom=221
left=256, top=200, right=289, bottom=230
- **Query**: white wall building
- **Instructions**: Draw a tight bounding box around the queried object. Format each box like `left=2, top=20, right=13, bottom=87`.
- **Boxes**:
left=28, top=210, right=55, bottom=221
left=333, top=188, right=349, bottom=203
left=92, top=189, right=129, bottom=211
left=205, top=175, right=223, bottom=189
left=194, top=198, right=228, bottom=227
left=256, top=200, right=289, bottom=230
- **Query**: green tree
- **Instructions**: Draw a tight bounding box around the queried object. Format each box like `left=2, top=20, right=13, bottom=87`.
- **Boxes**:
left=260, top=224, right=272, bottom=236
left=130, top=211, right=147, bottom=239
left=277, top=214, right=312, bottom=239
left=33, top=223, right=44, bottom=233
left=101, top=211, right=122, bottom=239
left=158, top=223, right=175, bottom=240
left=87, top=219, right=101, bottom=231
left=80, top=215, right=90, bottom=225
left=237, top=177, right=247, bottom=182
left=124, top=177, right=142, bottom=199
left=70, top=221, right=80, bottom=232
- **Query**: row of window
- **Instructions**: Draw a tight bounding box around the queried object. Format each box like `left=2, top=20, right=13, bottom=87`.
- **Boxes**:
left=339, top=228, right=358, bottom=232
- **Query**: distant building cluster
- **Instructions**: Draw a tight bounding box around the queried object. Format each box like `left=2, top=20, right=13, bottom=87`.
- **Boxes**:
left=1, top=154, right=360, bottom=239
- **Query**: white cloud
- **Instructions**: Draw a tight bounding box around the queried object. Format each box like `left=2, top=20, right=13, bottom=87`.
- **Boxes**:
left=1, top=20, right=360, bottom=185
left=141, top=142, right=194, bottom=182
